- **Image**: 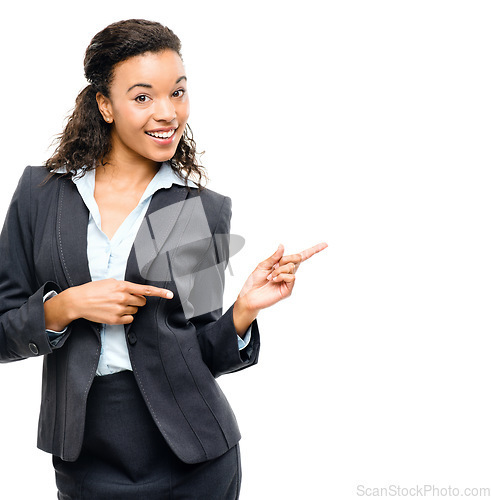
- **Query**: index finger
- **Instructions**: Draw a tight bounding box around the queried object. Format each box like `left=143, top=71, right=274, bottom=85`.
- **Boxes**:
left=123, top=281, right=174, bottom=299
left=298, top=242, right=328, bottom=263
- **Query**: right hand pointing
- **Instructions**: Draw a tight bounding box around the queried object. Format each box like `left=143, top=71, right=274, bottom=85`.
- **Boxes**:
left=44, top=278, right=173, bottom=331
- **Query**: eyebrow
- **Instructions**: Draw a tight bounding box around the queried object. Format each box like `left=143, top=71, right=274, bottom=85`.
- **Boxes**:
left=126, top=76, right=187, bottom=93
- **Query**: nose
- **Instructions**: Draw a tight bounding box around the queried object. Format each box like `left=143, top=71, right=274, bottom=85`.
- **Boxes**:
left=153, top=97, right=177, bottom=122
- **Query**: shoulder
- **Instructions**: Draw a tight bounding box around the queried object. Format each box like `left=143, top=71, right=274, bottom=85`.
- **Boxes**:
left=190, top=185, right=232, bottom=222
left=19, top=165, right=64, bottom=192
left=29, top=165, right=66, bottom=185
left=4, top=167, right=55, bottom=229
left=13, top=166, right=67, bottom=211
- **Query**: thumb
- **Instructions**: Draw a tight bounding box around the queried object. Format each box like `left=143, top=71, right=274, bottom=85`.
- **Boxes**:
left=258, top=243, right=284, bottom=270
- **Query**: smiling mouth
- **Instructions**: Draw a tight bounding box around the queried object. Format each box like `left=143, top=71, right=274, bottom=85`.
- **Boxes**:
left=145, top=129, right=177, bottom=139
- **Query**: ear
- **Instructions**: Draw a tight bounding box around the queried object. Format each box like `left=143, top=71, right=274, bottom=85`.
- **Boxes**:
left=96, top=92, right=114, bottom=124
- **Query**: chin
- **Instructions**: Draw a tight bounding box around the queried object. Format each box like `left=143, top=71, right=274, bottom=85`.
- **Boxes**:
left=147, top=147, right=179, bottom=163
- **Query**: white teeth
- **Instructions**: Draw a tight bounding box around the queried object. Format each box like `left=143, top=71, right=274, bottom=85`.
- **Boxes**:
left=147, top=130, right=175, bottom=139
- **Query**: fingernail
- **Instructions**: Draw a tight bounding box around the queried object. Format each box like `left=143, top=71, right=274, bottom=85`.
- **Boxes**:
left=167, top=291, right=173, bottom=299
left=267, top=273, right=272, bottom=280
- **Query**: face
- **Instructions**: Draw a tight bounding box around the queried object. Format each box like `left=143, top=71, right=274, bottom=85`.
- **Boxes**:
left=96, top=50, right=190, bottom=167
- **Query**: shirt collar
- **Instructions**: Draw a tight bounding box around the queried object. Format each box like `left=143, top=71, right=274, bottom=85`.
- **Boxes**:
left=57, top=161, right=196, bottom=194
left=64, top=162, right=196, bottom=230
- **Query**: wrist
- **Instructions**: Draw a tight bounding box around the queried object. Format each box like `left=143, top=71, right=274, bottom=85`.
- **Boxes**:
left=44, top=287, right=79, bottom=331
left=233, top=296, right=259, bottom=339
left=61, top=286, right=80, bottom=323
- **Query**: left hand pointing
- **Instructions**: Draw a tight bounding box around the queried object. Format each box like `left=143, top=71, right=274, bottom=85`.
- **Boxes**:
left=237, top=241, right=328, bottom=312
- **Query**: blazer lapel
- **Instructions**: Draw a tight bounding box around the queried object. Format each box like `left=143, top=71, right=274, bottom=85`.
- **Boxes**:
left=56, top=176, right=93, bottom=288
left=124, top=184, right=190, bottom=286
left=55, top=175, right=101, bottom=341
left=124, top=184, right=190, bottom=336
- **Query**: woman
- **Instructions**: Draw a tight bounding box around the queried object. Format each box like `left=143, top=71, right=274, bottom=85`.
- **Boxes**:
left=0, top=19, right=326, bottom=499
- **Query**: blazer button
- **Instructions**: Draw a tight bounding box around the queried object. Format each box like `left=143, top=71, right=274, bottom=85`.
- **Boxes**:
left=29, top=342, right=39, bottom=355
left=128, top=332, right=137, bottom=345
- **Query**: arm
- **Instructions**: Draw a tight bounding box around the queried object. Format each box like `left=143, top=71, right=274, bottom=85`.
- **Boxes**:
left=0, top=167, right=70, bottom=362
left=191, top=196, right=328, bottom=376
left=190, top=195, right=260, bottom=377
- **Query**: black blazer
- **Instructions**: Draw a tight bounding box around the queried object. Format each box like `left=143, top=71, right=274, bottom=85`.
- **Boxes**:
left=0, top=166, right=260, bottom=463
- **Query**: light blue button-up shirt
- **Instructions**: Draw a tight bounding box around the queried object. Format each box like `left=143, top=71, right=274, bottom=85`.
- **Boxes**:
left=45, top=162, right=251, bottom=376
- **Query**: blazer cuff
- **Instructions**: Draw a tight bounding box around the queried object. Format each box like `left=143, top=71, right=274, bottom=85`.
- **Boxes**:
left=196, top=302, right=260, bottom=377
left=222, top=303, right=260, bottom=370
left=4, top=281, right=62, bottom=359
left=237, top=325, right=252, bottom=351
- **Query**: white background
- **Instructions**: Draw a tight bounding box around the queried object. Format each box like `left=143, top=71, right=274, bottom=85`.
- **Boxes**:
left=1, top=1, right=490, bottom=499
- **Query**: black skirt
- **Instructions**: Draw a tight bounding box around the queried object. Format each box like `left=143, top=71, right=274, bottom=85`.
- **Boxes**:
left=52, top=370, right=241, bottom=499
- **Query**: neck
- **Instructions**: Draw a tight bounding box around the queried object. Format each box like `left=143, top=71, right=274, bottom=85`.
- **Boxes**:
left=97, top=147, right=161, bottom=188
left=97, top=158, right=160, bottom=185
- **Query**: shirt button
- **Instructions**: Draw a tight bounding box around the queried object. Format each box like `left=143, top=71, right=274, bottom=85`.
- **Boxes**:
left=128, top=332, right=137, bottom=345
left=29, top=342, right=39, bottom=355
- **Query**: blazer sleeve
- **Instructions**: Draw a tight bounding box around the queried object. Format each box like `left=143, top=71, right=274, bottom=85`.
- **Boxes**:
left=190, top=195, right=260, bottom=378
left=0, top=166, right=67, bottom=362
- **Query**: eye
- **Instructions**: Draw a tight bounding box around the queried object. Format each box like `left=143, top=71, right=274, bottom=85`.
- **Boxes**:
left=172, top=88, right=186, bottom=98
left=134, top=94, right=150, bottom=103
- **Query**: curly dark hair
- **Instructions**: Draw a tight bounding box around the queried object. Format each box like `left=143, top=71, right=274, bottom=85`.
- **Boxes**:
left=44, top=19, right=207, bottom=190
